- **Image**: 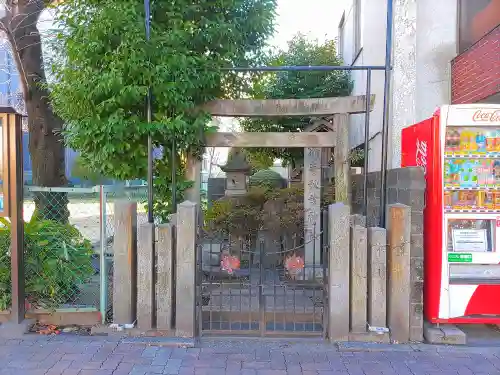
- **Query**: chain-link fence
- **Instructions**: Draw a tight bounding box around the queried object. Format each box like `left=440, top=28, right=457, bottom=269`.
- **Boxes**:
left=22, top=186, right=100, bottom=313
left=11, top=185, right=147, bottom=323
left=100, top=185, right=148, bottom=323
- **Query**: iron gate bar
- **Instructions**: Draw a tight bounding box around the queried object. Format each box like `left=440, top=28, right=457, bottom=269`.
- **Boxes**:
left=199, top=227, right=327, bottom=337
left=363, top=69, right=372, bottom=217
left=380, top=0, right=395, bottom=227
left=144, top=0, right=154, bottom=224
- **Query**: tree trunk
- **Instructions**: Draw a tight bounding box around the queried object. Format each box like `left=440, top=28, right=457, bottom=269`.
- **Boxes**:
left=10, top=2, right=68, bottom=222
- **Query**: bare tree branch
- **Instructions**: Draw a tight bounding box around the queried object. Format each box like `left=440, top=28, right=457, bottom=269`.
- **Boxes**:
left=0, top=0, right=49, bottom=100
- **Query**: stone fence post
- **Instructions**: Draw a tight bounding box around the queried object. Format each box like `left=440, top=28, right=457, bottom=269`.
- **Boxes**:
left=367, top=227, right=387, bottom=329
left=112, top=201, right=137, bottom=325
left=387, top=204, right=411, bottom=343
left=350, top=218, right=367, bottom=333
left=328, top=202, right=350, bottom=342
left=137, top=223, right=155, bottom=330
left=156, top=223, right=175, bottom=330
left=175, top=201, right=198, bottom=339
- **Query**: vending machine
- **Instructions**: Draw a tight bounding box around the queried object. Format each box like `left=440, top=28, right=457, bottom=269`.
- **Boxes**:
left=402, top=104, right=500, bottom=324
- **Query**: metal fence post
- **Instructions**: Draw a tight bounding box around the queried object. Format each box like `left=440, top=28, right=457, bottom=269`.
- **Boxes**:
left=99, top=185, right=108, bottom=324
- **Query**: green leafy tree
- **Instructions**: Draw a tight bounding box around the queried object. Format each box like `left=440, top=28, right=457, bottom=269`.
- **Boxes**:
left=245, top=151, right=274, bottom=173
left=49, top=0, right=277, bottom=222
left=241, top=34, right=352, bottom=167
left=226, top=147, right=273, bottom=174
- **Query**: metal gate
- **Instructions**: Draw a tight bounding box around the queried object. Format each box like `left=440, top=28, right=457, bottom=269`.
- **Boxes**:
left=197, top=231, right=328, bottom=337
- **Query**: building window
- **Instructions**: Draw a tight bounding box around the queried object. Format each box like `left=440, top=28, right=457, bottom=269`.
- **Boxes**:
left=354, top=0, right=362, bottom=55
left=338, top=12, right=345, bottom=60
left=458, top=0, right=500, bottom=53
left=202, top=157, right=209, bottom=171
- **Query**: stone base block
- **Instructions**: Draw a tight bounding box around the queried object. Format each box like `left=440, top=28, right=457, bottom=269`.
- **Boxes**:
left=423, top=322, right=466, bottom=345
left=349, top=332, right=390, bottom=343
left=122, top=336, right=196, bottom=348
left=91, top=324, right=177, bottom=339
left=90, top=324, right=129, bottom=337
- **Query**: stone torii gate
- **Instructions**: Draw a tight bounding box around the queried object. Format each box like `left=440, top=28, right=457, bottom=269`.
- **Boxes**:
left=186, top=95, right=374, bottom=273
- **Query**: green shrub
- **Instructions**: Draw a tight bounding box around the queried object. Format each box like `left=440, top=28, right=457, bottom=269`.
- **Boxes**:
left=205, top=182, right=336, bottom=237
left=204, top=186, right=268, bottom=237
left=0, top=216, right=94, bottom=311
left=249, top=169, right=286, bottom=190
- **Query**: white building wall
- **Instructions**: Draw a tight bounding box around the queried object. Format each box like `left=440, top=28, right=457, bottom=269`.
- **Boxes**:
left=339, top=0, right=387, bottom=172
left=338, top=0, right=458, bottom=170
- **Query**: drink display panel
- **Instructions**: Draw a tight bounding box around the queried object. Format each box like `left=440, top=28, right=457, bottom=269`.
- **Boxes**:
left=443, top=126, right=500, bottom=213
left=445, top=127, right=500, bottom=155
left=444, top=159, right=500, bottom=189
left=444, top=191, right=500, bottom=211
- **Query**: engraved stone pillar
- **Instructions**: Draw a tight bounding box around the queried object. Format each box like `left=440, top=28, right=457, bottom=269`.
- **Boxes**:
left=113, top=201, right=137, bottom=325
left=350, top=222, right=368, bottom=333
left=367, top=227, right=387, bottom=329
left=137, top=223, right=155, bottom=330
left=333, top=114, right=350, bottom=205
left=185, top=155, right=202, bottom=205
left=156, top=223, right=175, bottom=330
left=328, top=203, right=350, bottom=342
left=175, top=201, right=198, bottom=338
left=387, top=204, right=411, bottom=343
left=304, top=147, right=322, bottom=278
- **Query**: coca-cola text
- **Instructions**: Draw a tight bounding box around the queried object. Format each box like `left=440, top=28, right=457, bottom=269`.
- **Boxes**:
left=416, top=139, right=428, bottom=174
left=472, top=110, right=500, bottom=122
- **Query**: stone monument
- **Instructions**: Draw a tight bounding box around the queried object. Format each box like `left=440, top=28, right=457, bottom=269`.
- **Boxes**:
left=219, top=148, right=252, bottom=196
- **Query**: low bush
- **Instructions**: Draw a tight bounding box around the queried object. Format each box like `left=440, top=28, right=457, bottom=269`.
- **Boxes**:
left=0, top=216, right=94, bottom=311
left=205, top=182, right=336, bottom=238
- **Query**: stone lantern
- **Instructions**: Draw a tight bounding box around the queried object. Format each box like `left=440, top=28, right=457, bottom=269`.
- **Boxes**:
left=220, top=149, right=252, bottom=196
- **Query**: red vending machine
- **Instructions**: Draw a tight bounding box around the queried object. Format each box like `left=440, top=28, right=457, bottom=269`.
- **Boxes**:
left=402, top=104, right=500, bottom=324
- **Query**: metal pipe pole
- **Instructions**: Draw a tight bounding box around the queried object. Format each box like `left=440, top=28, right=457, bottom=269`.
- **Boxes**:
left=379, top=0, right=394, bottom=227
left=221, top=65, right=387, bottom=72
left=144, top=0, right=154, bottom=223
left=171, top=140, right=177, bottom=214
left=363, top=69, right=372, bottom=217
left=99, top=185, right=107, bottom=324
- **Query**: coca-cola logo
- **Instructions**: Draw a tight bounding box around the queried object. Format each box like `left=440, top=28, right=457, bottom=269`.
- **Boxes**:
left=472, top=110, right=500, bottom=122
left=416, top=139, right=427, bottom=174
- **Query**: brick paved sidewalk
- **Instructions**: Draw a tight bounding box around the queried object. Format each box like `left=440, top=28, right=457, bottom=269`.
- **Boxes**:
left=1, top=336, right=500, bottom=375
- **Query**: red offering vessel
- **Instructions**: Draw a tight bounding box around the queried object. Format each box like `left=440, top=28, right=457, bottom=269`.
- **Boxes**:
left=402, top=104, right=500, bottom=324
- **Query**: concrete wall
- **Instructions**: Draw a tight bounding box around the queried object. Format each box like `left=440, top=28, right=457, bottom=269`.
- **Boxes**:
left=351, top=166, right=425, bottom=341
left=338, top=0, right=387, bottom=172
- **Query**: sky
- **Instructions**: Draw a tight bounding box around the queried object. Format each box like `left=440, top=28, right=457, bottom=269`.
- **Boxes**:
left=216, top=0, right=347, bottom=163
left=269, top=0, right=345, bottom=49
left=36, top=1, right=345, bottom=49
